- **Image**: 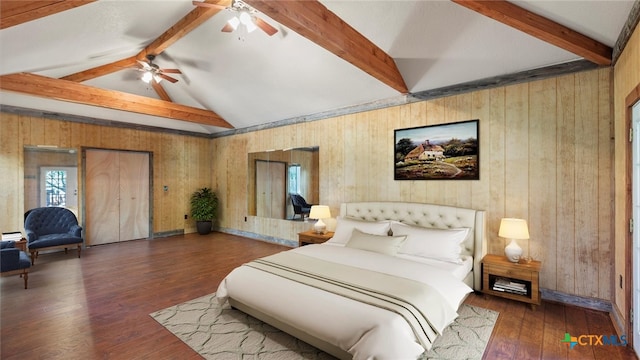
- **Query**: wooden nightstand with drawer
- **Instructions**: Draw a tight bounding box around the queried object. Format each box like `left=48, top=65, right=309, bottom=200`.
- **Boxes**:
left=482, top=254, right=541, bottom=309
left=298, top=230, right=334, bottom=247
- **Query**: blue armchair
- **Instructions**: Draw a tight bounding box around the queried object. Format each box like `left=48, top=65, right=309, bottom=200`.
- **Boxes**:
left=1, top=241, right=31, bottom=289
left=290, top=194, right=314, bottom=220
left=24, top=207, right=83, bottom=265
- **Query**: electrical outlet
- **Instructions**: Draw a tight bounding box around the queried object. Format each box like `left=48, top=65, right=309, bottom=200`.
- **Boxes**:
left=244, top=216, right=247, bottom=222
left=184, top=214, right=188, bottom=220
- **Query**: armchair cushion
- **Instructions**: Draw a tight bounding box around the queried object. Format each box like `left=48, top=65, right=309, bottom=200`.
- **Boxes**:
left=1, top=247, right=30, bottom=272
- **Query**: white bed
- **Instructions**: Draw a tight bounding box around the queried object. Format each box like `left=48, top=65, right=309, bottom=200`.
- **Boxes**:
left=217, top=202, right=487, bottom=359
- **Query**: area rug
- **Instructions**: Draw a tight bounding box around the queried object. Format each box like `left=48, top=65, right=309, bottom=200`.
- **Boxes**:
left=150, top=293, right=498, bottom=360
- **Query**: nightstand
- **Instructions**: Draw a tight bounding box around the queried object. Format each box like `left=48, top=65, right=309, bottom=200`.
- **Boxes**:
left=298, top=230, right=334, bottom=247
left=482, top=254, right=541, bottom=309
left=15, top=239, right=27, bottom=252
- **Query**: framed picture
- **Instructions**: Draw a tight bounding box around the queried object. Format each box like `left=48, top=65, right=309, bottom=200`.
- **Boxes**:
left=394, top=119, right=479, bottom=180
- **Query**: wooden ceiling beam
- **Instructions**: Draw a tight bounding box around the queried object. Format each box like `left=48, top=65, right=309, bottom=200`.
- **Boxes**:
left=62, top=0, right=228, bottom=82
left=60, top=56, right=139, bottom=82
left=452, top=0, right=612, bottom=66
left=245, top=0, right=408, bottom=94
left=0, top=1, right=95, bottom=29
left=136, top=0, right=230, bottom=60
left=0, top=73, right=234, bottom=128
left=151, top=81, right=173, bottom=103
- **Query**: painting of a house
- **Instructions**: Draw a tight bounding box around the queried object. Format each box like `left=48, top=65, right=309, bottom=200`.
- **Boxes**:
left=395, top=120, right=479, bottom=180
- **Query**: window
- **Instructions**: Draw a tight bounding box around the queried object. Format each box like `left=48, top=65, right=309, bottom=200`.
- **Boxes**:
left=45, top=170, right=67, bottom=206
left=288, top=164, right=301, bottom=194
left=39, top=166, right=78, bottom=208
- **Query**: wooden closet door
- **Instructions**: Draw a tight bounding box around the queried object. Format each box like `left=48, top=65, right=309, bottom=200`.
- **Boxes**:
left=255, top=161, right=286, bottom=219
left=119, top=152, right=149, bottom=241
left=86, top=150, right=150, bottom=245
left=270, top=162, right=286, bottom=219
left=86, top=149, right=120, bottom=245
left=255, top=161, right=271, bottom=218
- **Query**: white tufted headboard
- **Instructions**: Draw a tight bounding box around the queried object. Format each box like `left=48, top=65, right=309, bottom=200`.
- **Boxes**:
left=340, top=202, right=487, bottom=291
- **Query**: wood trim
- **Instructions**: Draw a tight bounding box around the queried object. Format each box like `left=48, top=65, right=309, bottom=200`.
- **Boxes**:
left=540, top=288, right=612, bottom=313
left=245, top=0, right=408, bottom=94
left=0, top=73, right=234, bottom=128
left=612, top=0, right=640, bottom=64
left=625, top=82, right=640, bottom=348
left=451, top=0, right=613, bottom=65
left=0, top=1, right=95, bottom=29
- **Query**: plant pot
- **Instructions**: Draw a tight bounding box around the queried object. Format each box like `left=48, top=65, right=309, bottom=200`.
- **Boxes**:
left=196, top=221, right=212, bottom=235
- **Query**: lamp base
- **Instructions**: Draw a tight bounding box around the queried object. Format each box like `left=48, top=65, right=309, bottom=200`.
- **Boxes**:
left=313, top=219, right=326, bottom=234
left=504, top=239, right=522, bottom=263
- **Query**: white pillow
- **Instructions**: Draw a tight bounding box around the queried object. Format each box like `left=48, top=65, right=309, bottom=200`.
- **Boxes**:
left=391, top=221, right=470, bottom=264
left=326, top=216, right=391, bottom=245
left=345, top=229, right=407, bottom=256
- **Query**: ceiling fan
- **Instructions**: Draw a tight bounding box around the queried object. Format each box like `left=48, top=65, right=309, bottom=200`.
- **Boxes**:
left=193, top=0, right=278, bottom=36
left=135, top=54, right=182, bottom=84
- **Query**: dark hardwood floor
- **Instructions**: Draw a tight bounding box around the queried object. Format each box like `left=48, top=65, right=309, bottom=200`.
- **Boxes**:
left=1, top=232, right=636, bottom=360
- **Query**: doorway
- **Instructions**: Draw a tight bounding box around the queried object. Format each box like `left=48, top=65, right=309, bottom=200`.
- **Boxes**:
left=24, top=146, right=79, bottom=216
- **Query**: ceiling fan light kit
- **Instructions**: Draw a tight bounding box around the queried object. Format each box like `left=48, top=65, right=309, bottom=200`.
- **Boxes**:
left=136, top=54, right=181, bottom=84
left=141, top=71, right=154, bottom=83
left=193, top=0, right=278, bottom=36
left=237, top=11, right=257, bottom=33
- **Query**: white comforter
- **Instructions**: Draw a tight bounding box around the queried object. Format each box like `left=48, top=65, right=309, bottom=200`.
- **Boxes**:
left=216, top=244, right=473, bottom=360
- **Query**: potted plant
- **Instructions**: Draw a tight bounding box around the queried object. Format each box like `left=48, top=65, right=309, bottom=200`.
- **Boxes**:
left=190, top=187, right=218, bottom=235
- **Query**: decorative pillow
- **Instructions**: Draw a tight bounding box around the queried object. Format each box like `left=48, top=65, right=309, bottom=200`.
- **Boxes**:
left=326, top=216, right=391, bottom=245
left=345, top=229, right=407, bottom=256
left=391, top=221, right=470, bottom=264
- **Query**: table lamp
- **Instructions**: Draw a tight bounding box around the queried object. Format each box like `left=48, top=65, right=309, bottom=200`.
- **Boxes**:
left=499, top=218, right=530, bottom=263
left=309, top=205, right=331, bottom=234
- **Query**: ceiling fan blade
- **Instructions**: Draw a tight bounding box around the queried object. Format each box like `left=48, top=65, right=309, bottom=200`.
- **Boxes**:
left=160, top=68, right=182, bottom=74
left=192, top=1, right=226, bottom=10
left=255, top=17, right=278, bottom=36
left=221, top=23, right=235, bottom=33
left=158, top=73, right=179, bottom=83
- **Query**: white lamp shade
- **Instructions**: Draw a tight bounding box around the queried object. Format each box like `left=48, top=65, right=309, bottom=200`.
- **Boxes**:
left=499, top=218, right=529, bottom=263
left=309, top=205, right=331, bottom=234
left=498, top=218, right=530, bottom=239
left=309, top=205, right=331, bottom=220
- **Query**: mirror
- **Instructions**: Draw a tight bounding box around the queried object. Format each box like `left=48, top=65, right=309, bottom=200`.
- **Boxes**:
left=23, top=146, right=79, bottom=217
left=248, top=147, right=319, bottom=220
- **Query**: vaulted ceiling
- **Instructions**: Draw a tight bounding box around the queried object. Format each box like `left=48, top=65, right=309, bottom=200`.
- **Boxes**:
left=0, top=0, right=637, bottom=136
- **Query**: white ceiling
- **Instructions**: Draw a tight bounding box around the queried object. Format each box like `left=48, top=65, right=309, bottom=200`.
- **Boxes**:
left=0, top=0, right=636, bottom=135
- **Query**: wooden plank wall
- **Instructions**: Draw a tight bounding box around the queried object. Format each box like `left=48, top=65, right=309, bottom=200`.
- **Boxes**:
left=212, top=68, right=614, bottom=301
left=0, top=67, right=616, bottom=302
left=0, top=115, right=212, bottom=236
left=613, top=23, right=640, bottom=327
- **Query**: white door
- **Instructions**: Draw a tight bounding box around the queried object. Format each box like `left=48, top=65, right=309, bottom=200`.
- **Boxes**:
left=39, top=166, right=78, bottom=211
left=632, top=100, right=640, bottom=357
